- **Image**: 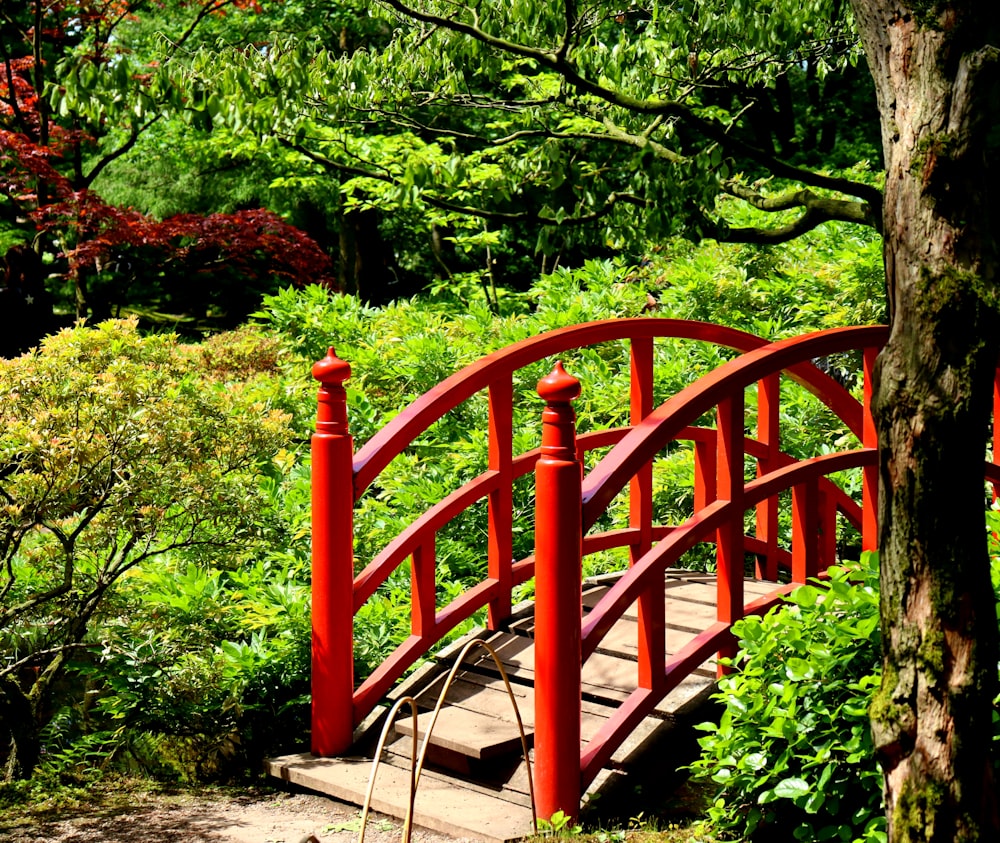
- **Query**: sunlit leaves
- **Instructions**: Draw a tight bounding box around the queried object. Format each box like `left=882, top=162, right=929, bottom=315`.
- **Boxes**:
left=690, top=556, right=886, bottom=841
left=0, top=318, right=293, bottom=669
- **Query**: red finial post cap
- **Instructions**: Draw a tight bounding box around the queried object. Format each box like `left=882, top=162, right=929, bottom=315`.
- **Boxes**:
left=313, top=347, right=351, bottom=385
left=537, top=361, right=581, bottom=404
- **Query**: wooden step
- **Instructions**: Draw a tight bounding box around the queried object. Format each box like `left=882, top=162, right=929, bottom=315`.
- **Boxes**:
left=393, top=707, right=533, bottom=760
left=462, top=630, right=714, bottom=717
left=267, top=752, right=535, bottom=843
left=382, top=735, right=534, bottom=802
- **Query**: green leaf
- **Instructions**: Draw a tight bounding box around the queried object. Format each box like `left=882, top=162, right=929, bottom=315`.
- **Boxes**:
left=774, top=777, right=811, bottom=799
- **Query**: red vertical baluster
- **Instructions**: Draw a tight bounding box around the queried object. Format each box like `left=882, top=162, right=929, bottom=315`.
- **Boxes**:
left=630, top=336, right=655, bottom=560
left=487, top=377, right=514, bottom=628
left=412, top=537, right=436, bottom=639
left=694, top=431, right=717, bottom=511
left=755, top=374, right=780, bottom=580
left=993, top=371, right=1000, bottom=502
left=534, top=362, right=583, bottom=821
left=862, top=346, right=879, bottom=552
left=311, top=348, right=355, bottom=756
left=630, top=337, right=661, bottom=691
left=792, top=478, right=818, bottom=583
left=716, top=393, right=745, bottom=672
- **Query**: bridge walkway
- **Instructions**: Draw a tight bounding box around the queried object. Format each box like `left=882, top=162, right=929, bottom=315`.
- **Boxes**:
left=269, top=569, right=778, bottom=842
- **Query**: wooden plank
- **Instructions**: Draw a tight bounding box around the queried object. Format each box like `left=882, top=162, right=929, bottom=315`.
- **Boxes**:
left=382, top=736, right=537, bottom=803
left=394, top=707, right=531, bottom=760
left=581, top=573, right=784, bottom=614
left=267, top=753, right=536, bottom=843
left=463, top=631, right=714, bottom=717
left=594, top=615, right=707, bottom=660
left=411, top=672, right=616, bottom=743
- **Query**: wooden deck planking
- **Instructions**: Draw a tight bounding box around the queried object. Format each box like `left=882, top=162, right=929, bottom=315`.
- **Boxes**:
left=267, top=752, right=536, bottom=843
left=267, top=570, right=791, bottom=841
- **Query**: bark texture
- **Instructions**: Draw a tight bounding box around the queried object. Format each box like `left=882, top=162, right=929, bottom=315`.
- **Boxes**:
left=849, top=2, right=1000, bottom=840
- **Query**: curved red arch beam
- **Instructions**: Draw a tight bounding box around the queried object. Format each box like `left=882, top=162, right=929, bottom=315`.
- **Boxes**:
left=352, top=319, right=770, bottom=496
left=352, top=319, right=885, bottom=498
left=580, top=449, right=878, bottom=660
left=581, top=325, right=888, bottom=532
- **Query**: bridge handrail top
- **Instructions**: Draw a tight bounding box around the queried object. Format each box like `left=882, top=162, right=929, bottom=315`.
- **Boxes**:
left=351, top=317, right=777, bottom=498
left=581, top=324, right=889, bottom=528
left=352, top=320, right=889, bottom=499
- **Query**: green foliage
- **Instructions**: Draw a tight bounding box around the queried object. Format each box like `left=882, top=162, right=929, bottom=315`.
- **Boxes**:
left=0, top=319, right=294, bottom=781
left=255, top=227, right=882, bottom=674
left=692, top=535, right=1000, bottom=842
left=538, top=809, right=584, bottom=835
left=151, top=0, right=882, bottom=306
left=80, top=558, right=312, bottom=781
left=689, top=555, right=885, bottom=842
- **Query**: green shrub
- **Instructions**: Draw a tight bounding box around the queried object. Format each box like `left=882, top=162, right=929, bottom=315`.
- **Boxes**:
left=692, top=536, right=1000, bottom=842
left=689, top=554, right=885, bottom=842
left=0, top=319, right=295, bottom=783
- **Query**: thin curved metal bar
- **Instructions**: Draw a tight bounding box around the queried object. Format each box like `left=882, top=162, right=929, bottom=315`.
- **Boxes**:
left=358, top=696, right=419, bottom=843
left=411, top=638, right=538, bottom=835
left=353, top=578, right=504, bottom=718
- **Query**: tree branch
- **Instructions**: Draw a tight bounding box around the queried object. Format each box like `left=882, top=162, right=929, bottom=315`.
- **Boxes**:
left=556, top=0, right=576, bottom=62
left=166, top=0, right=241, bottom=58
left=282, top=137, right=646, bottom=227
left=717, top=183, right=878, bottom=244
left=82, top=115, right=163, bottom=189
left=0, top=643, right=91, bottom=681
left=376, top=0, right=884, bottom=215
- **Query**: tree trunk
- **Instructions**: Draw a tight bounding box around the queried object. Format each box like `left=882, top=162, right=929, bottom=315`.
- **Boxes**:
left=850, top=2, right=1000, bottom=840
left=0, top=675, right=41, bottom=782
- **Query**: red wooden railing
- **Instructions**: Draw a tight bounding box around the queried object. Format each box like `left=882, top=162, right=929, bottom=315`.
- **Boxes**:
left=310, top=320, right=895, bottom=817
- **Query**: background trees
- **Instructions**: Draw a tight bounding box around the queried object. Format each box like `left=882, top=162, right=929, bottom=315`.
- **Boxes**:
left=171, top=1, right=881, bottom=305
left=0, top=0, right=336, bottom=351
left=181, top=2, right=998, bottom=839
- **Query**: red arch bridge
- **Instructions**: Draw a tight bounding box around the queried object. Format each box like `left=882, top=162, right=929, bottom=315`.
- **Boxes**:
left=268, top=319, right=1000, bottom=841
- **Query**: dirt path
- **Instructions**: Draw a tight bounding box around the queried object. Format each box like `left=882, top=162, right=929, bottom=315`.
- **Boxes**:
left=1, top=787, right=473, bottom=843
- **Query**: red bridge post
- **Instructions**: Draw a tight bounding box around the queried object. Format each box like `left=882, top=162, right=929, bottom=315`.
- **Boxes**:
left=534, top=362, right=583, bottom=821
left=715, top=392, right=745, bottom=671
left=862, top=346, right=879, bottom=551
left=311, top=348, right=355, bottom=756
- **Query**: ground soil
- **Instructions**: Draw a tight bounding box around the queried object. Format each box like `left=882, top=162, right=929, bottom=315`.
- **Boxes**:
left=0, top=785, right=471, bottom=843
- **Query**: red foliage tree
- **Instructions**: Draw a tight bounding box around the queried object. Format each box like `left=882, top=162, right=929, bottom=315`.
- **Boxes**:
left=1, top=0, right=336, bottom=354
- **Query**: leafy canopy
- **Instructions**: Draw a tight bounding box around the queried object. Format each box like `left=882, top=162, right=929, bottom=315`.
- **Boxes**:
left=183, top=0, right=881, bottom=265
left=0, top=318, right=292, bottom=779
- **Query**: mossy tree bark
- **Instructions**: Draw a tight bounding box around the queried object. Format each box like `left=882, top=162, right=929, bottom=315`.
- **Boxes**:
left=850, top=1, right=1000, bottom=839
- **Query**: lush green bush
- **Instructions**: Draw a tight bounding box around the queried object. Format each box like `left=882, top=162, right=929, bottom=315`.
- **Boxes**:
left=689, top=555, right=884, bottom=842
left=0, top=319, right=298, bottom=784
left=691, top=537, right=1000, bottom=843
